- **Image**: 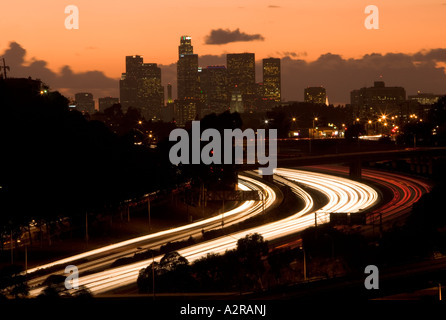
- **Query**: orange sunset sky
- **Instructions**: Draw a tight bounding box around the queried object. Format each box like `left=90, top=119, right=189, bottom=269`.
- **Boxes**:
left=2, top=0, right=446, bottom=103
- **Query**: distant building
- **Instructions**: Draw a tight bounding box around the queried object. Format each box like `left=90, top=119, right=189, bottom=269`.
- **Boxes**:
left=74, top=92, right=95, bottom=114
left=408, top=92, right=444, bottom=106
left=350, top=81, right=406, bottom=119
left=304, top=87, right=327, bottom=105
left=98, top=97, right=119, bottom=112
left=177, top=36, right=199, bottom=100
left=200, top=65, right=228, bottom=116
left=263, top=58, right=281, bottom=102
left=227, top=53, right=256, bottom=112
left=176, top=36, right=200, bottom=125
left=138, top=62, right=164, bottom=119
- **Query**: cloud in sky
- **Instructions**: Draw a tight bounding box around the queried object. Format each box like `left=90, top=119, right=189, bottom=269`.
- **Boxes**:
left=1, top=42, right=118, bottom=101
left=2, top=42, right=446, bottom=105
left=204, top=28, right=265, bottom=45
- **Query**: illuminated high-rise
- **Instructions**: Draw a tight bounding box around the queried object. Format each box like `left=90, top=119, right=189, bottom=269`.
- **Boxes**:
left=179, top=35, right=193, bottom=56
left=138, top=63, right=164, bottom=119
left=351, top=81, right=406, bottom=119
left=120, top=55, right=142, bottom=111
left=176, top=36, right=200, bottom=125
left=227, top=53, right=256, bottom=112
left=263, top=58, right=281, bottom=102
left=119, top=55, right=164, bottom=119
left=177, top=36, right=199, bottom=100
left=200, top=65, right=228, bottom=115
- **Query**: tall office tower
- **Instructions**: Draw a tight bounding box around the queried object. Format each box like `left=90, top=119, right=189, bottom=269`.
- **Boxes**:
left=263, top=58, right=281, bottom=102
left=138, top=62, right=164, bottom=119
left=179, top=35, right=193, bottom=55
left=200, top=65, right=228, bottom=116
left=227, top=53, right=256, bottom=112
left=98, top=97, right=119, bottom=112
left=177, top=36, right=199, bottom=100
left=120, top=56, right=164, bottom=120
left=350, top=81, right=406, bottom=119
left=304, top=87, right=327, bottom=105
left=125, top=55, right=144, bottom=78
left=74, top=92, right=95, bottom=114
left=167, top=83, right=173, bottom=104
left=120, top=55, right=143, bottom=112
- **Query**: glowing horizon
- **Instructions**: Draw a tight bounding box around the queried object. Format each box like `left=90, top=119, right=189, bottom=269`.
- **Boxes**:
left=2, top=0, right=446, bottom=104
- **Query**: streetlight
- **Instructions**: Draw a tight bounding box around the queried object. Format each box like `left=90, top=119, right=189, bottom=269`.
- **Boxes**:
left=313, top=117, right=318, bottom=138
left=310, top=117, right=318, bottom=154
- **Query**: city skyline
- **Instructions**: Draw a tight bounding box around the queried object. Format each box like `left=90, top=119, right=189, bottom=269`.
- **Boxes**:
left=3, top=0, right=446, bottom=307
left=1, top=0, right=446, bottom=104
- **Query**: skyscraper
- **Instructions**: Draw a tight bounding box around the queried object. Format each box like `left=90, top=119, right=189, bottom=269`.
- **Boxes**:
left=119, top=56, right=141, bottom=112
left=176, top=36, right=200, bottom=126
left=177, top=36, right=199, bottom=100
left=138, top=62, right=164, bottom=119
left=200, top=65, right=228, bottom=116
left=263, top=58, right=281, bottom=102
left=227, top=53, right=256, bottom=112
left=178, top=35, right=193, bottom=56
left=120, top=55, right=164, bottom=120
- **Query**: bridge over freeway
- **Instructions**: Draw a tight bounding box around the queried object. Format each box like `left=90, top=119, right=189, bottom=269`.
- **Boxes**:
left=241, top=147, right=446, bottom=179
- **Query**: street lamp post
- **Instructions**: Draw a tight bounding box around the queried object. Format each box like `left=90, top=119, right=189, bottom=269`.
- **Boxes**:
left=310, top=117, right=318, bottom=154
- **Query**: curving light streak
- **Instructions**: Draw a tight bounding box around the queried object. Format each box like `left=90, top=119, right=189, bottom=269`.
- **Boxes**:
left=44, top=168, right=379, bottom=296
left=27, top=175, right=277, bottom=295
left=303, top=165, right=431, bottom=223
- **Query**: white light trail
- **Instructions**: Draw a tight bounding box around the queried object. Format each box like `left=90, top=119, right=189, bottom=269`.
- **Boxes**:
left=49, top=168, right=379, bottom=295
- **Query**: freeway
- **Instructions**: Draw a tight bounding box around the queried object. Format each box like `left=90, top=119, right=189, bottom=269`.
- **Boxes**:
left=302, top=165, right=432, bottom=224
left=26, top=174, right=277, bottom=294
left=48, top=168, right=380, bottom=295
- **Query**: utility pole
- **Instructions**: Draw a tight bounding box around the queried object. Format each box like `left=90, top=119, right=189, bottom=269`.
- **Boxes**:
left=1, top=58, right=10, bottom=79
